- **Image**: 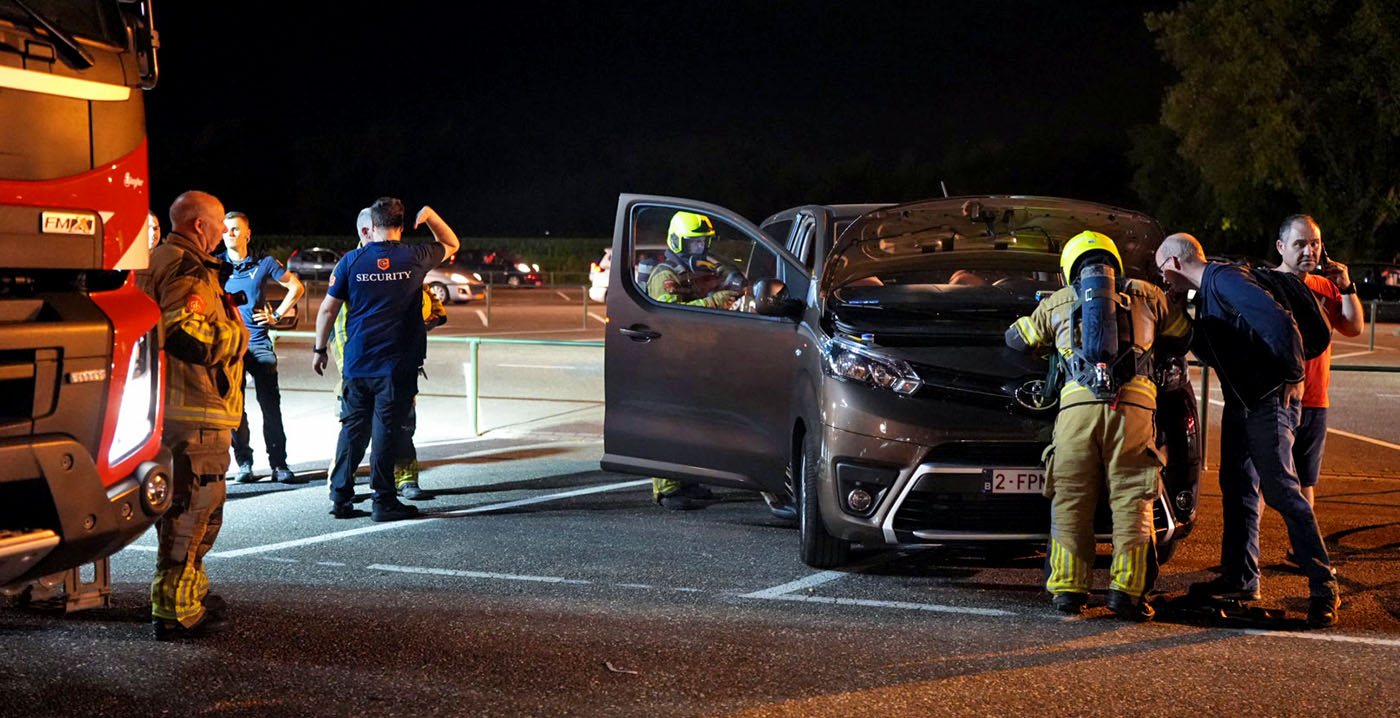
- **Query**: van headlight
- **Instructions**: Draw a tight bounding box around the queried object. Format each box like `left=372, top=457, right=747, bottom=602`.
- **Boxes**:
left=823, top=335, right=922, bottom=395
left=108, top=329, right=159, bottom=465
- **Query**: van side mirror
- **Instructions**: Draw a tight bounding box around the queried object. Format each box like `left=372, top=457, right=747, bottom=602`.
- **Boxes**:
left=753, top=278, right=803, bottom=319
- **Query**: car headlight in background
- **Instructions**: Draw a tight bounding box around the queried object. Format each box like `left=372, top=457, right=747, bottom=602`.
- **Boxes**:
left=449, top=272, right=471, bottom=283
left=516, top=262, right=532, bottom=273
left=108, top=328, right=160, bottom=465
left=823, top=335, right=922, bottom=395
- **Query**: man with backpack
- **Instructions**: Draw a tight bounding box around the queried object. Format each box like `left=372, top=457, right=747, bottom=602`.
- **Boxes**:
left=1156, top=233, right=1340, bottom=628
left=1006, top=231, right=1190, bottom=620
left=1273, top=215, right=1364, bottom=511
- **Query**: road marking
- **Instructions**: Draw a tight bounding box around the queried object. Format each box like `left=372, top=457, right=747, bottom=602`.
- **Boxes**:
left=617, top=583, right=654, bottom=589
left=750, top=592, right=1017, bottom=617
left=208, top=479, right=649, bottom=558
left=1206, top=399, right=1399, bottom=450
left=1241, top=629, right=1400, bottom=648
left=1331, top=350, right=1372, bottom=359
left=122, top=545, right=157, bottom=552
left=588, top=311, right=607, bottom=324
left=474, top=308, right=488, bottom=326
left=265, top=557, right=299, bottom=563
left=497, top=363, right=582, bottom=370
left=554, top=290, right=571, bottom=301
left=370, top=563, right=591, bottom=585
left=316, top=561, right=346, bottom=567
left=1326, top=427, right=1400, bottom=451
left=740, top=570, right=851, bottom=599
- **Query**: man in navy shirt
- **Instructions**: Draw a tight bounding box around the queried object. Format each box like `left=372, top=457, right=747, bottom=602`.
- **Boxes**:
left=313, top=197, right=460, bottom=521
left=222, top=211, right=304, bottom=483
left=1156, top=232, right=1339, bottom=628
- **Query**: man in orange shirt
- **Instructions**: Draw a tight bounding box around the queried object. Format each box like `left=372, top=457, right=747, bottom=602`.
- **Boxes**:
left=1274, top=214, right=1364, bottom=509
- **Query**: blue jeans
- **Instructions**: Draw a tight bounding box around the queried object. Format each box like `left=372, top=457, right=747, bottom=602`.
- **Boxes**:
left=329, top=368, right=418, bottom=506
left=231, top=341, right=287, bottom=468
left=1219, top=389, right=1337, bottom=598
left=1294, top=407, right=1328, bottom=488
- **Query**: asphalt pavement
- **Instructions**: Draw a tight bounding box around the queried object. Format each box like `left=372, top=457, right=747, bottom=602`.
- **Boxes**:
left=4, top=303, right=1399, bottom=717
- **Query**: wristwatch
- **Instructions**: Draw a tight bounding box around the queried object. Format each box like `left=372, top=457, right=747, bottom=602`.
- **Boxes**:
left=313, top=346, right=327, bottom=355
left=1339, top=282, right=1356, bottom=295
left=272, top=309, right=283, bottom=320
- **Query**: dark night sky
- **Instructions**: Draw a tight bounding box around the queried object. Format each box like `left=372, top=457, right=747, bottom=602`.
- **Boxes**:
left=145, top=1, right=1178, bottom=237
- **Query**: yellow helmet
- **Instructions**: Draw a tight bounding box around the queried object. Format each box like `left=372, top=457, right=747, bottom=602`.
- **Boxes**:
left=667, top=210, right=716, bottom=254
left=1060, top=230, right=1123, bottom=280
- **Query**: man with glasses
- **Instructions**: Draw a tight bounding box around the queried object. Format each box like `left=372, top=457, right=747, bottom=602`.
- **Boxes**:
left=1156, top=233, right=1340, bottom=628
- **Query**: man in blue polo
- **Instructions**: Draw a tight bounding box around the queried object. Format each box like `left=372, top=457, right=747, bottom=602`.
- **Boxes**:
left=312, top=197, right=460, bottom=521
left=222, top=211, right=305, bottom=483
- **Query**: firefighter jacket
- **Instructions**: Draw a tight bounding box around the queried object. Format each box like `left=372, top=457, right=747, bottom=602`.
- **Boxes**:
left=1006, top=278, right=1190, bottom=411
left=646, top=255, right=742, bottom=308
left=136, top=231, right=247, bottom=428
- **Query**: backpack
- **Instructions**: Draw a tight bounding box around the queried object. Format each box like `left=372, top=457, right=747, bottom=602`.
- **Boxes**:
left=1247, top=267, right=1332, bottom=360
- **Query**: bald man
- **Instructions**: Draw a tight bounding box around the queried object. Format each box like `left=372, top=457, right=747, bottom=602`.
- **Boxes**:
left=136, top=190, right=249, bottom=639
left=1155, top=233, right=1339, bottom=628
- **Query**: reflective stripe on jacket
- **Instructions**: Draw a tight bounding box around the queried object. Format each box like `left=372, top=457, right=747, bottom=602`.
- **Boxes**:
left=136, top=232, right=247, bottom=428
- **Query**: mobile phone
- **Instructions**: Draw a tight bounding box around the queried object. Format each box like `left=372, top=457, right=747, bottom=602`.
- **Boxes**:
left=1313, top=244, right=1330, bottom=274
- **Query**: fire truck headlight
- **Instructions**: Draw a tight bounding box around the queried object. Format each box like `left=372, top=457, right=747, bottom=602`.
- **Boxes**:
left=108, top=329, right=159, bottom=465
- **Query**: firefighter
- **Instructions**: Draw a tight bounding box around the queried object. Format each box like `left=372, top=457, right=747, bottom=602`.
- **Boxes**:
left=135, top=191, right=248, bottom=639
left=1005, top=231, right=1190, bottom=620
left=644, top=211, right=743, bottom=509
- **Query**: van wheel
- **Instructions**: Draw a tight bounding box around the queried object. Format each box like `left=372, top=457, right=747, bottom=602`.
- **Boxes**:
left=427, top=282, right=449, bottom=303
left=798, top=432, right=850, bottom=568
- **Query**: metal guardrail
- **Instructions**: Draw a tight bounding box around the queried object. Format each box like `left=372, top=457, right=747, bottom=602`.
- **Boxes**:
left=271, top=330, right=604, bottom=437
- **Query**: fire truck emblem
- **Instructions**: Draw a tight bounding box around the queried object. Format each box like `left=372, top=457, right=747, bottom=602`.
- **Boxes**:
left=377, top=258, right=390, bottom=270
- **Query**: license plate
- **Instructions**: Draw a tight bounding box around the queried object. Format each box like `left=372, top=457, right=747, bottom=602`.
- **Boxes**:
left=983, top=468, right=1046, bottom=494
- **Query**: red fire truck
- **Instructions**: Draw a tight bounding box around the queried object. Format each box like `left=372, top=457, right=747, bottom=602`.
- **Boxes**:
left=0, top=1, right=169, bottom=606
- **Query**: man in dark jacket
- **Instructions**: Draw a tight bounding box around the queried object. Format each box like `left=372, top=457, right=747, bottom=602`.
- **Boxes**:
left=1155, top=233, right=1339, bottom=627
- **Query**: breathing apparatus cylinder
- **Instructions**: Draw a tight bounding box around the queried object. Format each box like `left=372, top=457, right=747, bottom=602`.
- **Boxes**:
left=1078, top=262, right=1118, bottom=397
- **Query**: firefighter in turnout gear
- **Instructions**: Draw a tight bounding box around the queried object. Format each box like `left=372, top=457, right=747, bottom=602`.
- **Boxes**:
left=1005, top=230, right=1190, bottom=620
left=135, top=191, right=248, bottom=639
left=646, top=211, right=745, bottom=509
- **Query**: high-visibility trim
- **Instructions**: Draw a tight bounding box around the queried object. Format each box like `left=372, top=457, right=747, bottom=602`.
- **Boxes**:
left=0, top=64, right=132, bottom=101
left=1014, top=316, right=1042, bottom=346
left=1161, top=312, right=1190, bottom=338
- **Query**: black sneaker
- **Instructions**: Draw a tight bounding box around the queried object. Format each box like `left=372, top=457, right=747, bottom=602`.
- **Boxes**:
left=1051, top=592, right=1087, bottom=615
left=371, top=501, right=420, bottom=522
left=1307, top=595, right=1340, bottom=628
left=271, top=467, right=296, bottom=483
left=678, top=483, right=717, bottom=500
left=1189, top=576, right=1261, bottom=602
left=233, top=463, right=257, bottom=483
left=329, top=503, right=364, bottom=519
left=1106, top=589, right=1155, bottom=622
left=657, top=494, right=703, bottom=511
left=399, top=482, right=424, bottom=500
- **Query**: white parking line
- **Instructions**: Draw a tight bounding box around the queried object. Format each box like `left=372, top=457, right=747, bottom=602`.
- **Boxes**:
left=1241, top=629, right=1400, bottom=648
left=754, top=592, right=1018, bottom=617
left=207, top=479, right=649, bottom=558
left=554, top=290, right=571, bottom=301
left=474, top=308, right=488, bottom=326
left=370, top=563, right=590, bottom=585
left=588, top=311, right=607, bottom=324
left=1331, top=350, right=1372, bottom=359
left=1207, top=398, right=1399, bottom=450
left=497, top=363, right=581, bottom=370
left=739, top=570, right=851, bottom=599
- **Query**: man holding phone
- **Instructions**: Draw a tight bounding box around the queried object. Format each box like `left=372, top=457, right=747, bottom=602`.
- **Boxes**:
left=1274, top=215, right=1364, bottom=508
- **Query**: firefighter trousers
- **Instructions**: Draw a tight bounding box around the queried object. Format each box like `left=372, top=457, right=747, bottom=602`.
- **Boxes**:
left=1044, top=402, right=1163, bottom=599
left=151, top=424, right=231, bottom=626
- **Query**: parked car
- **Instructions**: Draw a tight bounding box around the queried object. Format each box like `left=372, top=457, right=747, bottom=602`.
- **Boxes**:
left=588, top=243, right=666, bottom=303
left=1349, top=262, right=1400, bottom=321
left=601, top=194, right=1200, bottom=568
left=454, top=249, right=543, bottom=286
left=424, top=258, right=487, bottom=304
left=287, top=247, right=342, bottom=282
